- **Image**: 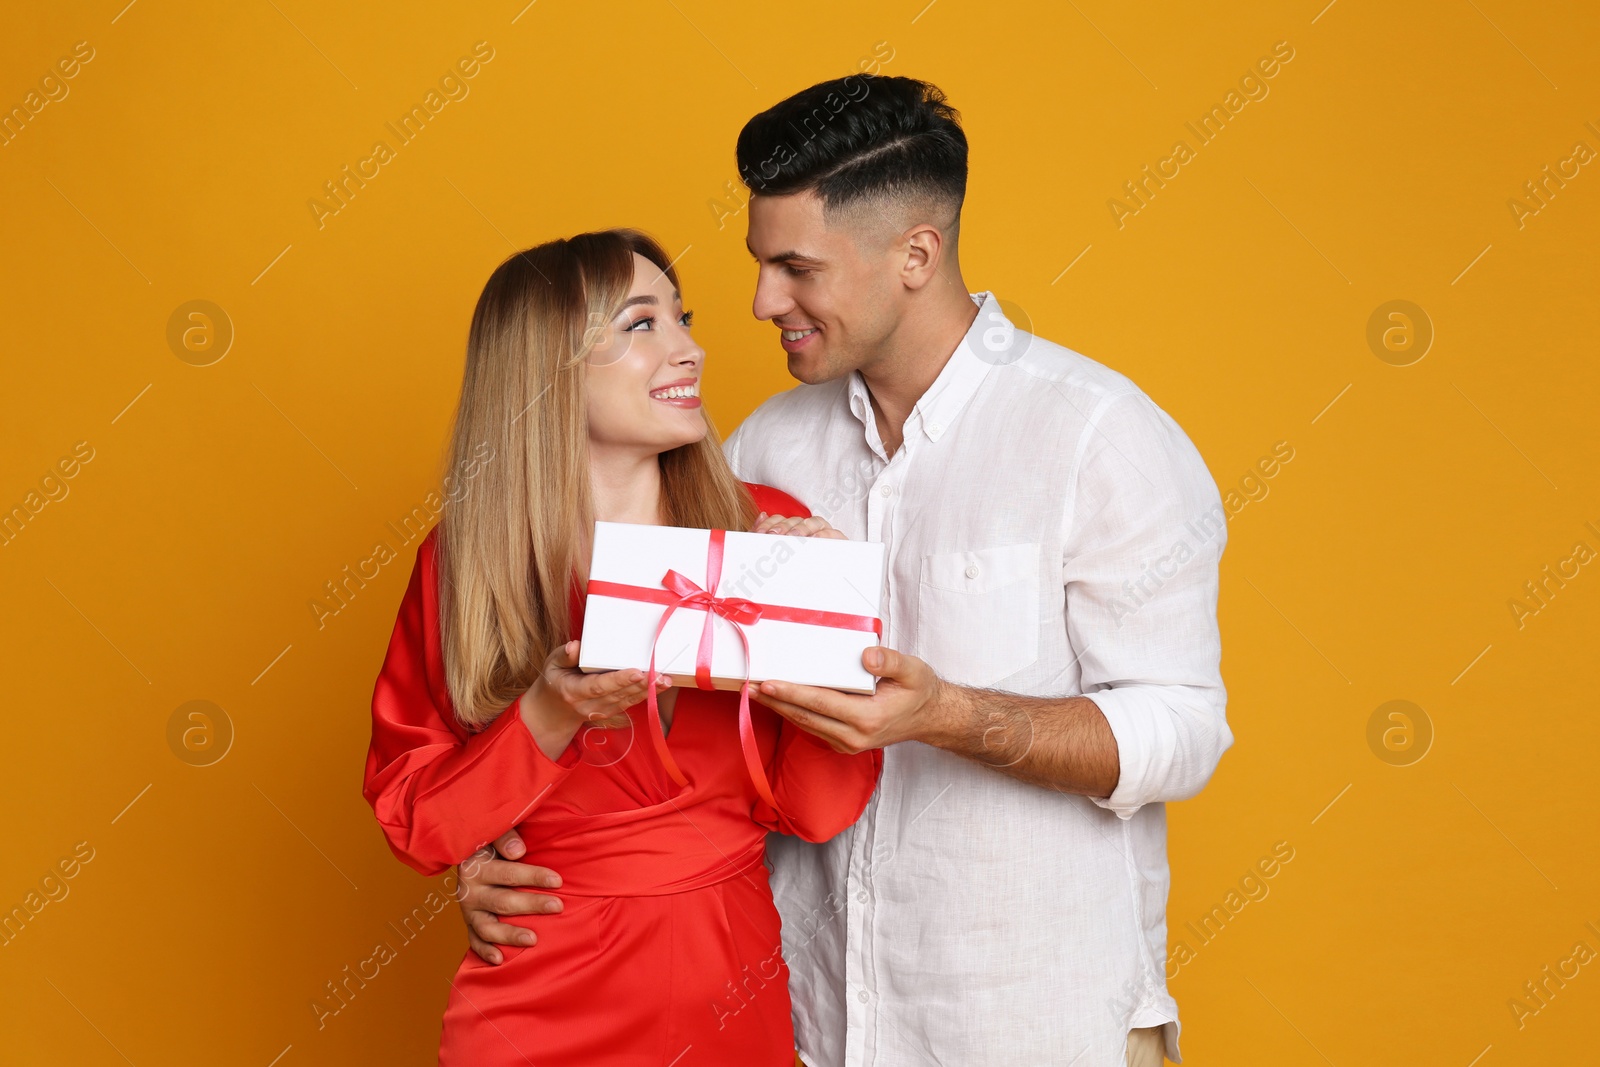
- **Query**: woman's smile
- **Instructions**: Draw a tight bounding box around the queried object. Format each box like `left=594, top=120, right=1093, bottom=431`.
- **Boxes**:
left=649, top=376, right=701, bottom=407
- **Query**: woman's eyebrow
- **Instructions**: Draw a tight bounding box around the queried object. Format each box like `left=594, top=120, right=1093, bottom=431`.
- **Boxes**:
left=619, top=289, right=681, bottom=311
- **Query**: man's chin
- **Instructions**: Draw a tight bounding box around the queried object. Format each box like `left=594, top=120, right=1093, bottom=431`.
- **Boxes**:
left=786, top=350, right=847, bottom=386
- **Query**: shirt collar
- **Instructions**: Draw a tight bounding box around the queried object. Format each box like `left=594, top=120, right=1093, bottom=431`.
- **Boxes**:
left=847, top=291, right=1002, bottom=445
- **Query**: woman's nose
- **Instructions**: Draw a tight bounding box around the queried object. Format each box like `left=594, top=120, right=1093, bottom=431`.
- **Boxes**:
left=669, top=328, right=703, bottom=366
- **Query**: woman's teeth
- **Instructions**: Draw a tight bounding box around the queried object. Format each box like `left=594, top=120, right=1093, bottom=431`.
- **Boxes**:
left=782, top=328, right=817, bottom=341
left=650, top=383, right=699, bottom=399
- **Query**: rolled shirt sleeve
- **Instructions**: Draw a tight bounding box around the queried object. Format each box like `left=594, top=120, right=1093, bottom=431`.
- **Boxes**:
left=1062, top=389, right=1232, bottom=818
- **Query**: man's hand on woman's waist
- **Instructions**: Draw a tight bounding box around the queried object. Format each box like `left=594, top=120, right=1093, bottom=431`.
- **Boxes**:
left=457, top=831, right=561, bottom=965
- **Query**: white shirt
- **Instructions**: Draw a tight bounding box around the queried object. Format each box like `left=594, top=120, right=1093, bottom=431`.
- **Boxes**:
left=724, top=291, right=1231, bottom=1067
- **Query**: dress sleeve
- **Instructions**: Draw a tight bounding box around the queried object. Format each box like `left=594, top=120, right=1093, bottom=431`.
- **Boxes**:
left=744, top=482, right=811, bottom=521
left=751, top=717, right=882, bottom=842
left=361, top=534, right=581, bottom=876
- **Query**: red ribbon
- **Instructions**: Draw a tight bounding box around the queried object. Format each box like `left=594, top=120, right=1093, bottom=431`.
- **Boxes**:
left=585, top=528, right=882, bottom=814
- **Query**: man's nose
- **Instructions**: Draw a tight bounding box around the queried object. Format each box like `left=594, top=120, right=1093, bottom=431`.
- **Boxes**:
left=751, top=271, right=790, bottom=323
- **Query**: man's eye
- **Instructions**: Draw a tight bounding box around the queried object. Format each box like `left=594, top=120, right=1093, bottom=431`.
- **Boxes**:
left=785, top=266, right=813, bottom=278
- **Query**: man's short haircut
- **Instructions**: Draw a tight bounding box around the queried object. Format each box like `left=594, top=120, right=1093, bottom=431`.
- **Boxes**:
left=735, top=75, right=967, bottom=232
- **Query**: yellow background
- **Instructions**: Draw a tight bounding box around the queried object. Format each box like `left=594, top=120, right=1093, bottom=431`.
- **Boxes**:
left=2, top=1, right=1596, bottom=1063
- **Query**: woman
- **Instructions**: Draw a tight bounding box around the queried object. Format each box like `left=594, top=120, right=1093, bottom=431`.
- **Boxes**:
left=361, top=228, right=881, bottom=1066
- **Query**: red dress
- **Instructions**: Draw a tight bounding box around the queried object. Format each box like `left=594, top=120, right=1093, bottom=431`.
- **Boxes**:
left=362, top=483, right=882, bottom=1066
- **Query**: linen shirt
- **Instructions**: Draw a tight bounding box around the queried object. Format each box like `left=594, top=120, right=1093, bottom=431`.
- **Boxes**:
left=724, top=291, right=1232, bottom=1066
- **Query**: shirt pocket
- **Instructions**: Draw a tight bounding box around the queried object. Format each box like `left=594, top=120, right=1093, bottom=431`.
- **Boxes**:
left=916, top=542, right=1041, bottom=687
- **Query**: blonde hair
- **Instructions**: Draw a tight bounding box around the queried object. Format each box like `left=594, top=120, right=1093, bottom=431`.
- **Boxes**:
left=437, top=228, right=758, bottom=728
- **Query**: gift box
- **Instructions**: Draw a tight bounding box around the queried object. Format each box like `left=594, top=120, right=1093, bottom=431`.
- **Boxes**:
left=577, top=521, right=887, bottom=694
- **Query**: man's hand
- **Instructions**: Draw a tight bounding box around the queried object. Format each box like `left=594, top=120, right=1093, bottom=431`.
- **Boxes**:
left=758, top=647, right=1120, bottom=796
left=756, top=645, right=954, bottom=752
left=456, top=828, right=563, bottom=965
left=753, top=511, right=847, bottom=539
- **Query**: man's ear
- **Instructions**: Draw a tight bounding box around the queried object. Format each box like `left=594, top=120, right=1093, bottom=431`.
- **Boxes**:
left=900, top=222, right=946, bottom=291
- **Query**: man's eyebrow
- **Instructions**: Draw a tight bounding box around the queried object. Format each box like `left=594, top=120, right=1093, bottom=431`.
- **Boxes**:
left=744, top=242, right=824, bottom=265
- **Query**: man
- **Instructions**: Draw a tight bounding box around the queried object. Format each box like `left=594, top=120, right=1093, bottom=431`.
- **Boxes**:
left=458, top=75, right=1231, bottom=1066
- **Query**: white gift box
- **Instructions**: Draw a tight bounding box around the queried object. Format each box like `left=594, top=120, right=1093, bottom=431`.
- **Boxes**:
left=577, top=521, right=887, bottom=694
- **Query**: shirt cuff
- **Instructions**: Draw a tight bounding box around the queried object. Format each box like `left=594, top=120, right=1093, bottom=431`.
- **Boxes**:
left=1084, top=686, right=1182, bottom=820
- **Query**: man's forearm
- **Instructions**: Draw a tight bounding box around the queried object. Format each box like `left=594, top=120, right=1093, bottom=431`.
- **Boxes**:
left=922, top=681, right=1120, bottom=797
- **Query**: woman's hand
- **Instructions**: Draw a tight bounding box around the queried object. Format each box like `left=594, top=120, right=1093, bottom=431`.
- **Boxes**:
left=753, top=511, right=847, bottom=540
left=519, top=640, right=669, bottom=759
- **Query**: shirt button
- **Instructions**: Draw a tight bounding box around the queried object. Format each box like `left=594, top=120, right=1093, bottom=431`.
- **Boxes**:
left=879, top=484, right=893, bottom=497
left=857, top=891, right=868, bottom=903
left=928, top=422, right=942, bottom=435
left=964, top=564, right=980, bottom=579
left=858, top=990, right=869, bottom=1003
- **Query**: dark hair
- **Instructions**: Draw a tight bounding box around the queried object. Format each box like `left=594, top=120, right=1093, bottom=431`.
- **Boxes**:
left=735, top=75, right=967, bottom=225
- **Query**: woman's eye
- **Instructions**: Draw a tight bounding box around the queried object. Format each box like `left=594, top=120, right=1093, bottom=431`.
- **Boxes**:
left=624, top=316, right=654, bottom=332
left=679, top=310, right=694, bottom=328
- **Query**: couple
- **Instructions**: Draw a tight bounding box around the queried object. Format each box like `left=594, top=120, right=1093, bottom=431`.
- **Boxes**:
left=363, top=75, right=1231, bottom=1066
